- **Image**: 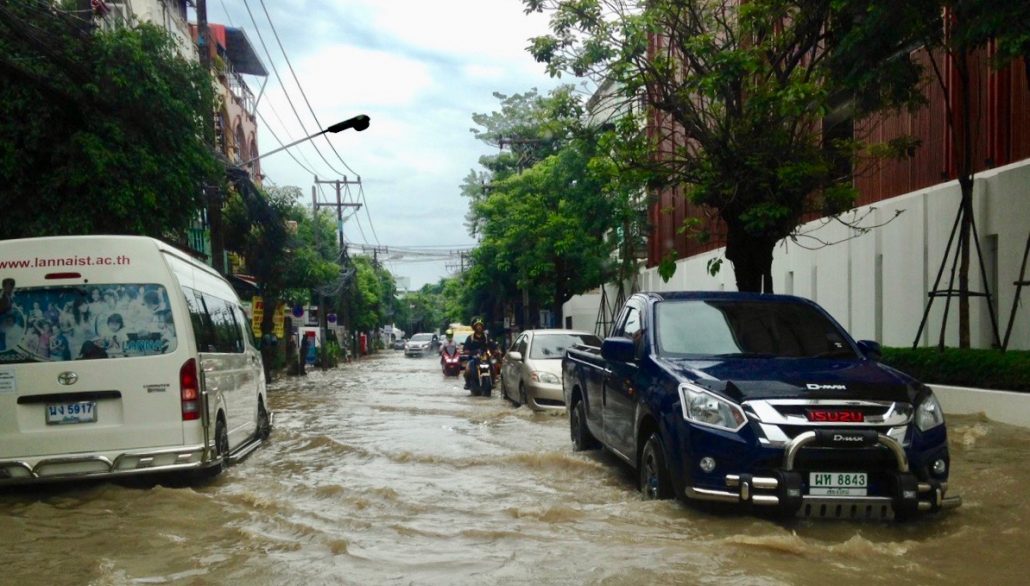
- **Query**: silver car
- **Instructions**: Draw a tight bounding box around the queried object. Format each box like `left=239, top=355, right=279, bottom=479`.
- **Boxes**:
left=404, top=333, right=435, bottom=357
left=500, top=329, right=601, bottom=410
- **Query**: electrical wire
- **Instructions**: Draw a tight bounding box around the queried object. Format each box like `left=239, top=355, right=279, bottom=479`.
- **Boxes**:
left=257, top=0, right=360, bottom=178
left=240, top=0, right=349, bottom=178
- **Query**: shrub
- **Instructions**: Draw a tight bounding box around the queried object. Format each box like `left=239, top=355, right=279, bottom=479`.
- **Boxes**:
left=880, top=347, right=1030, bottom=392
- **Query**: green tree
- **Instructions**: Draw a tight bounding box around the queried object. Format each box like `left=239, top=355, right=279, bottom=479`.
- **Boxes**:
left=462, top=86, right=644, bottom=326
left=0, top=4, right=219, bottom=239
left=524, top=0, right=922, bottom=292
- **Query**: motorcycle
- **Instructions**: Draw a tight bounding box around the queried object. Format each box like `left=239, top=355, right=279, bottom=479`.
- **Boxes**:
left=440, top=345, right=462, bottom=376
left=467, top=351, right=494, bottom=397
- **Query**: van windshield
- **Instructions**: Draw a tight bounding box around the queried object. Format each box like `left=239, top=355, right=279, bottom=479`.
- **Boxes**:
left=0, top=283, right=177, bottom=364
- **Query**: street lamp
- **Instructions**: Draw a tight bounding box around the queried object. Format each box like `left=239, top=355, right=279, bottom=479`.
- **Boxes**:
left=239, top=114, right=370, bottom=168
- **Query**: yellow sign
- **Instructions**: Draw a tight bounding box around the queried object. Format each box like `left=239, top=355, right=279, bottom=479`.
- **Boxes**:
left=251, top=296, right=264, bottom=337
left=251, top=297, right=286, bottom=338
left=273, top=303, right=286, bottom=338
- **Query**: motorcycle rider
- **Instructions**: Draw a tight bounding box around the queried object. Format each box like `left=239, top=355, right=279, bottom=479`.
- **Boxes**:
left=462, top=318, right=497, bottom=390
left=440, top=329, right=459, bottom=359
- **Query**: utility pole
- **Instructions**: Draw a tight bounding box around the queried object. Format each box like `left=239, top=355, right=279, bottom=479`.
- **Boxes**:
left=195, top=0, right=224, bottom=274
left=313, top=177, right=362, bottom=362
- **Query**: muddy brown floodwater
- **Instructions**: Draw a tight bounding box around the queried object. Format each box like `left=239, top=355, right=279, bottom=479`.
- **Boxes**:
left=1, top=351, right=1028, bottom=585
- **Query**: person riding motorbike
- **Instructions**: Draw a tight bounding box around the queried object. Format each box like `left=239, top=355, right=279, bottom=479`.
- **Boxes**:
left=440, top=329, right=459, bottom=358
left=462, top=319, right=497, bottom=390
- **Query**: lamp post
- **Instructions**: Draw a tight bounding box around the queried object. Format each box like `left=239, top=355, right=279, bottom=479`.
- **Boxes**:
left=239, top=114, right=370, bottom=169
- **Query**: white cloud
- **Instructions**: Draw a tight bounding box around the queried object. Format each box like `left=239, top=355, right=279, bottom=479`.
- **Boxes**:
left=209, top=0, right=576, bottom=288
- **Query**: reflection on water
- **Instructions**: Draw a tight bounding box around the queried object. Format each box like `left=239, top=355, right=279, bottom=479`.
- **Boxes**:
left=1, top=352, right=1027, bottom=585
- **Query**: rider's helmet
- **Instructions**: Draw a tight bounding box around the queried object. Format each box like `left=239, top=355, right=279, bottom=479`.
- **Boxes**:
left=471, top=318, right=485, bottom=332
left=445, top=328, right=454, bottom=340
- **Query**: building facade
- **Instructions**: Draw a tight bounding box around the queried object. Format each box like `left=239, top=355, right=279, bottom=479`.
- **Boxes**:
left=639, top=47, right=1030, bottom=351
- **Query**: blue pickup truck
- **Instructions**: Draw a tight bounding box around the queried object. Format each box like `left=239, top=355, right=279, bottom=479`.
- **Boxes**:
left=562, top=291, right=962, bottom=520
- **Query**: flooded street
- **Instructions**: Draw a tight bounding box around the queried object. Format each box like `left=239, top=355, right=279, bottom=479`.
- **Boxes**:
left=2, top=351, right=1028, bottom=585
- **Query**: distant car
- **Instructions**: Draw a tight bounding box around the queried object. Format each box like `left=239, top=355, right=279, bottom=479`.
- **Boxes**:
left=500, top=329, right=601, bottom=410
left=392, top=338, right=406, bottom=350
left=404, top=333, right=435, bottom=357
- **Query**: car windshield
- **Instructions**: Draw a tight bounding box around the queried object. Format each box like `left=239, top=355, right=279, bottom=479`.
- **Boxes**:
left=0, top=283, right=177, bottom=364
left=654, top=299, right=856, bottom=359
left=411, top=333, right=434, bottom=342
left=529, top=333, right=602, bottom=359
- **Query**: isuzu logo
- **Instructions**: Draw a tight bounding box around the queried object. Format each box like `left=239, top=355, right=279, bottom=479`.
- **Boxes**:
left=57, top=371, right=79, bottom=386
left=806, top=383, right=847, bottom=390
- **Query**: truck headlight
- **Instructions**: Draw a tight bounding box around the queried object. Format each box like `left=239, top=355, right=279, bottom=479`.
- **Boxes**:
left=915, top=393, right=945, bottom=431
left=679, top=383, right=747, bottom=432
left=531, top=371, right=560, bottom=384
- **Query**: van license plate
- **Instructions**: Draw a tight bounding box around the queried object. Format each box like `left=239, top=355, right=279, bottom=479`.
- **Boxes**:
left=809, top=472, right=867, bottom=496
left=46, top=401, right=97, bottom=425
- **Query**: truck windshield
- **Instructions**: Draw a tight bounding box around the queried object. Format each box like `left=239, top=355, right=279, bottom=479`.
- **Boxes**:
left=655, top=299, right=856, bottom=359
left=0, top=283, right=177, bottom=364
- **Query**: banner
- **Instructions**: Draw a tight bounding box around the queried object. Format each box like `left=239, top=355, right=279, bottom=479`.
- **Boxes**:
left=251, top=296, right=264, bottom=338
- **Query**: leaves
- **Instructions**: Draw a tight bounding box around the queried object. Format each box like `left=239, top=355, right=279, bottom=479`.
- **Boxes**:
left=0, top=6, right=219, bottom=239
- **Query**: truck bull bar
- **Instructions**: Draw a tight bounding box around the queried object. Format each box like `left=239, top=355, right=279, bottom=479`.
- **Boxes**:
left=684, top=430, right=962, bottom=519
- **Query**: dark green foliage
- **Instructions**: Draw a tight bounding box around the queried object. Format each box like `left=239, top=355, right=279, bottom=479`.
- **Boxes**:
left=880, top=347, right=1030, bottom=392
left=0, top=4, right=219, bottom=239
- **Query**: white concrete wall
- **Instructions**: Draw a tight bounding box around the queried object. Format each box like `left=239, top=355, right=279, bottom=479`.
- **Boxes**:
left=577, top=159, right=1030, bottom=349
left=125, top=0, right=197, bottom=59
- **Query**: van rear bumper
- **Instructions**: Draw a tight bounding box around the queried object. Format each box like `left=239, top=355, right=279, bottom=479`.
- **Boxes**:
left=0, top=444, right=212, bottom=485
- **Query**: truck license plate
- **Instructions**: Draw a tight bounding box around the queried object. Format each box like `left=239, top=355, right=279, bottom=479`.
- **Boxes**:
left=809, top=472, right=867, bottom=496
left=46, top=401, right=97, bottom=425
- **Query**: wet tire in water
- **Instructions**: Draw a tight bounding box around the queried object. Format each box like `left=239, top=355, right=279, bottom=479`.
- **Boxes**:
left=519, top=384, right=528, bottom=409
left=215, top=417, right=230, bottom=471
left=640, top=432, right=673, bottom=500
left=256, top=400, right=271, bottom=441
left=570, top=400, right=599, bottom=451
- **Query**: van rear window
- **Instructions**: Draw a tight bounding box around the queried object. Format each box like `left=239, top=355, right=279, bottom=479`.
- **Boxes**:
left=0, top=283, right=177, bottom=363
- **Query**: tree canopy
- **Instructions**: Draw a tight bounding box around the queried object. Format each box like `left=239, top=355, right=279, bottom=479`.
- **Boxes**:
left=461, top=86, right=646, bottom=325
left=0, top=3, right=219, bottom=239
left=524, top=0, right=926, bottom=292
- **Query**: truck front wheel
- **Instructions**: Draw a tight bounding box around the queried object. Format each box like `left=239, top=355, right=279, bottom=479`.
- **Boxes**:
left=640, top=433, right=673, bottom=500
left=570, top=400, right=599, bottom=451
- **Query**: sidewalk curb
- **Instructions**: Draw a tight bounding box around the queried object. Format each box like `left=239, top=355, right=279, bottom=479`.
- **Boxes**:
left=930, top=384, right=1030, bottom=428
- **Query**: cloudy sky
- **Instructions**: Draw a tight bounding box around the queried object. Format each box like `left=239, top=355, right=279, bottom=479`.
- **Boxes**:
left=204, top=0, right=579, bottom=289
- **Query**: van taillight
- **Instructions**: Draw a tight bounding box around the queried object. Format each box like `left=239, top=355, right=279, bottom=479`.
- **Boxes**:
left=180, top=358, right=200, bottom=421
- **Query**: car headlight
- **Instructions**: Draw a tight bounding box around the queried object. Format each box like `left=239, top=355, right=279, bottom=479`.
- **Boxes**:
left=915, top=393, right=945, bottom=431
left=678, top=383, right=747, bottom=431
left=531, top=371, right=560, bottom=384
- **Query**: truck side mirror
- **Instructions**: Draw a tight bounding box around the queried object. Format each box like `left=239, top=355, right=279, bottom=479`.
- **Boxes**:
left=508, top=351, right=523, bottom=362
left=856, top=340, right=881, bottom=360
left=601, top=337, right=636, bottom=363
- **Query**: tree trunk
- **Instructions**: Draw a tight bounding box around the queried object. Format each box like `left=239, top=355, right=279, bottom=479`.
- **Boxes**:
left=725, top=224, right=776, bottom=294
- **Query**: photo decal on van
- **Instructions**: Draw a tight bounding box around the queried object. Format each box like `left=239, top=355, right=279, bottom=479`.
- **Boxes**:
left=0, top=282, right=177, bottom=363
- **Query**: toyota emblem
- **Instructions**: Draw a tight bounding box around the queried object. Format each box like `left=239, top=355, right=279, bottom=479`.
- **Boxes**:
left=57, top=372, right=79, bottom=386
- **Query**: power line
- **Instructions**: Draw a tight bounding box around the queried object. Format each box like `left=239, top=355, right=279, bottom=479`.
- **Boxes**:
left=254, top=108, right=320, bottom=177
left=241, top=0, right=349, bottom=178
left=257, top=0, right=360, bottom=177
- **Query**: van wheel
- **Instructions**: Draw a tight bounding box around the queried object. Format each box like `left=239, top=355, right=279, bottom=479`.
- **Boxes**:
left=570, top=400, right=599, bottom=451
left=640, top=433, right=673, bottom=500
left=214, top=418, right=230, bottom=470
left=256, top=400, right=271, bottom=441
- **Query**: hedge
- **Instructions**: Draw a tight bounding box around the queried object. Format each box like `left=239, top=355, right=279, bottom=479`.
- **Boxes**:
left=879, top=347, right=1030, bottom=393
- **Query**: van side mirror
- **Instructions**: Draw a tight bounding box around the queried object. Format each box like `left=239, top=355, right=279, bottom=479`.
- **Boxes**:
left=601, top=337, right=636, bottom=363
left=857, top=340, right=881, bottom=360
left=507, top=351, right=523, bottom=362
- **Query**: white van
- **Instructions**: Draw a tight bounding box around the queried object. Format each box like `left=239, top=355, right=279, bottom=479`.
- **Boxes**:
left=0, top=235, right=271, bottom=484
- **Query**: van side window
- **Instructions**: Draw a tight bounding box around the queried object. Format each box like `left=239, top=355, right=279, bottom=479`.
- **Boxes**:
left=183, top=288, right=243, bottom=354
left=234, top=305, right=257, bottom=349
left=203, top=294, right=243, bottom=354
